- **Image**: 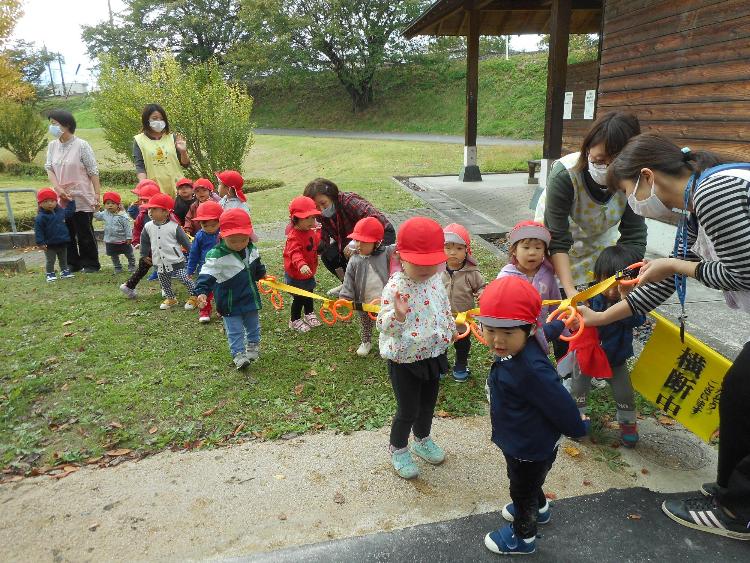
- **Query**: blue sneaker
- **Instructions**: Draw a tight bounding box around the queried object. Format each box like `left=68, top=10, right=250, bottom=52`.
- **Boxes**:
left=391, top=448, right=419, bottom=479
left=410, top=436, right=445, bottom=465
left=484, top=524, right=535, bottom=555
left=502, top=500, right=551, bottom=524
left=147, top=269, right=159, bottom=281
left=452, top=366, right=470, bottom=382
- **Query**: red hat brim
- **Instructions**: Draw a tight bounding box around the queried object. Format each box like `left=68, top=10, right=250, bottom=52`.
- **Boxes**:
left=193, top=213, right=222, bottom=221
left=221, top=227, right=258, bottom=242
left=398, top=249, right=447, bottom=266
left=348, top=232, right=381, bottom=243
left=292, top=209, right=321, bottom=219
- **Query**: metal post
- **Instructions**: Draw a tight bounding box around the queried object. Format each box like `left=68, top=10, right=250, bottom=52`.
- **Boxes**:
left=3, top=192, right=16, bottom=234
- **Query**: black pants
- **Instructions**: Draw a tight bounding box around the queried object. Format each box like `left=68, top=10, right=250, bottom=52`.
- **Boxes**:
left=320, top=223, right=396, bottom=278
left=44, top=244, right=68, bottom=273
left=504, top=448, right=558, bottom=539
left=388, top=355, right=446, bottom=449
left=291, top=296, right=314, bottom=321
left=65, top=211, right=100, bottom=271
left=454, top=334, right=471, bottom=370
left=125, top=257, right=151, bottom=290
left=717, top=341, right=750, bottom=520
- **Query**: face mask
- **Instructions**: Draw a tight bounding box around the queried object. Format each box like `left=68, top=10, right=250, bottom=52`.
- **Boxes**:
left=49, top=124, right=62, bottom=138
left=321, top=204, right=336, bottom=218
left=588, top=161, right=608, bottom=185
left=628, top=175, right=684, bottom=222
left=149, top=120, right=166, bottom=132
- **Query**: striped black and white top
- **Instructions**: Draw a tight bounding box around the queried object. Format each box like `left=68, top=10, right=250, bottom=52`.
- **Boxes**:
left=626, top=172, right=750, bottom=315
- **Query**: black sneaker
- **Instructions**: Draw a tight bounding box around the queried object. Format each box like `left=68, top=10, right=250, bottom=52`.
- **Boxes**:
left=701, top=482, right=720, bottom=498
left=662, top=497, right=750, bottom=540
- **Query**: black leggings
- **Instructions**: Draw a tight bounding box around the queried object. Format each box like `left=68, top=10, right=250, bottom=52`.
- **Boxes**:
left=505, top=448, right=558, bottom=539
left=454, top=335, right=471, bottom=369
left=291, top=296, right=313, bottom=321
left=388, top=358, right=442, bottom=449
left=716, top=341, right=750, bottom=520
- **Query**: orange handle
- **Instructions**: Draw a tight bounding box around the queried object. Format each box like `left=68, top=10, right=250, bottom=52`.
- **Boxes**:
left=618, top=261, right=644, bottom=286
left=270, top=292, right=284, bottom=310
left=257, top=275, right=276, bottom=295
left=547, top=306, right=584, bottom=342
left=455, top=322, right=471, bottom=340
left=319, top=303, right=336, bottom=326
left=470, top=320, right=487, bottom=345
left=368, top=298, right=380, bottom=321
left=333, top=299, right=353, bottom=321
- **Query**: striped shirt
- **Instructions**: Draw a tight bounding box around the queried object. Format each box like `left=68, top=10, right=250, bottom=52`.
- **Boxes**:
left=627, top=173, right=750, bottom=314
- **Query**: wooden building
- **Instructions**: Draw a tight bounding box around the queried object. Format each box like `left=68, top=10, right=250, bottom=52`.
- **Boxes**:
left=404, top=0, right=750, bottom=180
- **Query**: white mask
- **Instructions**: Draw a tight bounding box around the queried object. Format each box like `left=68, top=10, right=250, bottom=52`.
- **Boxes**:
left=627, top=174, right=684, bottom=222
left=48, top=124, right=63, bottom=138
left=149, top=120, right=166, bottom=132
left=588, top=161, right=608, bottom=185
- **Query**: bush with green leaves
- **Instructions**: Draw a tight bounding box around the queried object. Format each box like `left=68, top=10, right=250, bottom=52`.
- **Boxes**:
left=93, top=54, right=255, bottom=178
left=0, top=102, right=47, bottom=163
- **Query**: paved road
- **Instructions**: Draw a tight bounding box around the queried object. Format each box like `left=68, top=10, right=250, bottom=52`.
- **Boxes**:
left=255, top=128, right=541, bottom=147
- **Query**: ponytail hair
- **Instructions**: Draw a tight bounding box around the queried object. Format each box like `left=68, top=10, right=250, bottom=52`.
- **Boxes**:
left=607, top=134, right=726, bottom=192
left=574, top=111, right=641, bottom=172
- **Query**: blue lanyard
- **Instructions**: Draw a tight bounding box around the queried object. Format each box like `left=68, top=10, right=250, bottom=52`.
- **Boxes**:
left=673, top=174, right=696, bottom=342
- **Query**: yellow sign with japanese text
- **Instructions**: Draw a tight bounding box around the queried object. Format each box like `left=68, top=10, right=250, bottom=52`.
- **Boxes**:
left=630, top=313, right=731, bottom=442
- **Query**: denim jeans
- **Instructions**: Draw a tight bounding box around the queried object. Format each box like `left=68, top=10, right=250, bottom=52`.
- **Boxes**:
left=222, top=311, right=260, bottom=357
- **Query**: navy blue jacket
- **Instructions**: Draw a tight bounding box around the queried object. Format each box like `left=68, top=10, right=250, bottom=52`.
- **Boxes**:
left=35, top=206, right=71, bottom=246
left=187, top=229, right=219, bottom=276
left=590, top=294, right=646, bottom=367
left=489, top=339, right=587, bottom=461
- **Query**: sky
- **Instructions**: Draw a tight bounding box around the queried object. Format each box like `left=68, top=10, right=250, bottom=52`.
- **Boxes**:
left=10, top=0, right=540, bottom=89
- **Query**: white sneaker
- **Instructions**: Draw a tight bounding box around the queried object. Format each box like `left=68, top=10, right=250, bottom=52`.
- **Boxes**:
left=327, top=284, right=343, bottom=297
left=591, top=378, right=607, bottom=389
left=356, top=342, right=372, bottom=357
left=119, top=283, right=137, bottom=299
left=198, top=316, right=211, bottom=323
left=233, top=353, right=250, bottom=370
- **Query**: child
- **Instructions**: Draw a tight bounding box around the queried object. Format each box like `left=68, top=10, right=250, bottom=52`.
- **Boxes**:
left=138, top=193, right=198, bottom=310
left=478, top=276, right=588, bottom=555
left=173, top=178, right=196, bottom=226
left=94, top=191, right=135, bottom=273
left=187, top=200, right=222, bottom=323
left=183, top=178, right=220, bottom=236
left=216, top=170, right=251, bottom=215
left=34, top=188, right=73, bottom=282
left=283, top=196, right=323, bottom=332
left=340, top=217, right=395, bottom=356
left=561, top=245, right=646, bottom=447
left=442, top=223, right=486, bottom=381
left=127, top=179, right=158, bottom=220
left=377, top=217, right=456, bottom=480
left=195, top=209, right=266, bottom=370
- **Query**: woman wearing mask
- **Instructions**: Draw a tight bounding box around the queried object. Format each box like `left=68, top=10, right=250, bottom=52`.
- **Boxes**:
left=581, top=134, right=750, bottom=541
left=45, top=110, right=101, bottom=272
left=303, top=178, right=395, bottom=296
left=132, top=104, right=191, bottom=197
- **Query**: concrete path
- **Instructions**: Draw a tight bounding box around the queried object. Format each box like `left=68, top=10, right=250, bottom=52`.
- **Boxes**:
left=255, top=128, right=541, bottom=147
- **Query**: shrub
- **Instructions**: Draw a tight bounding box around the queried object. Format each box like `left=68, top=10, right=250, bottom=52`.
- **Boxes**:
left=0, top=102, right=47, bottom=163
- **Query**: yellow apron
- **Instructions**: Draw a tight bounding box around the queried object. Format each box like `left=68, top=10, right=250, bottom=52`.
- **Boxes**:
left=535, top=152, right=627, bottom=286
left=134, top=132, right=183, bottom=198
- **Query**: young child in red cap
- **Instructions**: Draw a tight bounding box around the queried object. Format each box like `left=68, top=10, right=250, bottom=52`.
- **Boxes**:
left=339, top=217, right=396, bottom=356
left=35, top=188, right=73, bottom=282
left=173, top=178, right=196, bottom=226
left=183, top=178, right=221, bottom=236
left=442, top=223, right=486, bottom=381
left=137, top=193, right=198, bottom=310
left=94, top=191, right=135, bottom=273
left=283, top=196, right=323, bottom=332
left=478, top=276, right=588, bottom=555
left=195, top=209, right=267, bottom=370
left=377, top=217, right=457, bottom=480
left=216, top=170, right=251, bottom=215
left=187, top=200, right=223, bottom=323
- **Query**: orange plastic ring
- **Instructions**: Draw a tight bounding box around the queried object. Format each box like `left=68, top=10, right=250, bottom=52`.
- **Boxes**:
left=319, top=303, right=336, bottom=326
left=559, top=311, right=585, bottom=342
left=546, top=305, right=576, bottom=325
left=456, top=321, right=471, bottom=340
left=469, top=320, right=488, bottom=345
left=270, top=292, right=284, bottom=310
left=618, top=261, right=645, bottom=286
left=258, top=276, right=276, bottom=295
left=333, top=299, right=353, bottom=321
left=368, top=298, right=380, bottom=321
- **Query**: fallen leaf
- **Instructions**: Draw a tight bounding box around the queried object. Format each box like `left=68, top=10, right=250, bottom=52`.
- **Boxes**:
left=333, top=491, right=345, bottom=504
left=62, top=320, right=74, bottom=326
left=435, top=410, right=452, bottom=418
left=96, top=379, right=107, bottom=385
left=305, top=369, right=318, bottom=378
left=106, top=448, right=132, bottom=457
left=640, top=468, right=650, bottom=475
left=293, top=383, right=304, bottom=397
left=109, top=421, right=123, bottom=429
left=61, top=383, right=69, bottom=391
left=563, top=445, right=581, bottom=458
left=63, top=332, right=75, bottom=337
left=89, top=523, right=100, bottom=531
left=148, top=426, right=158, bottom=434
left=51, top=466, right=79, bottom=480
left=274, top=474, right=286, bottom=480
left=544, top=492, right=557, bottom=500
left=657, top=416, right=675, bottom=426
left=582, top=480, right=592, bottom=486
left=85, top=456, right=103, bottom=464
left=7, top=475, right=24, bottom=482
left=312, top=406, right=323, bottom=414
left=278, top=514, right=287, bottom=521
left=627, top=513, right=642, bottom=520
left=202, top=400, right=227, bottom=417
left=231, top=422, right=244, bottom=437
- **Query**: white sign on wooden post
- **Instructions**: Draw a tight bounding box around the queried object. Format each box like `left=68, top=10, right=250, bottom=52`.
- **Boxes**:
left=563, top=92, right=573, bottom=120
left=584, top=90, right=596, bottom=119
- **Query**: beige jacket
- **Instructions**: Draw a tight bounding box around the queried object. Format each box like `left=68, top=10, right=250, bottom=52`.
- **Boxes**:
left=442, top=262, right=485, bottom=315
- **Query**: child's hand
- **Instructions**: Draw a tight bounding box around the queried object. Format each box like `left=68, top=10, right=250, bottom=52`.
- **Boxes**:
left=144, top=256, right=153, bottom=266
left=567, top=315, right=581, bottom=332
left=343, top=246, right=355, bottom=259
left=300, top=265, right=312, bottom=276
left=394, top=291, right=409, bottom=322
left=618, top=284, right=634, bottom=300
left=196, top=294, right=207, bottom=308
left=452, top=331, right=459, bottom=343
left=581, top=414, right=590, bottom=421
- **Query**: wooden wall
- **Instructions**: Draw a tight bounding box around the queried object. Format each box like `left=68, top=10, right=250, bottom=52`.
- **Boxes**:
left=598, top=0, right=750, bottom=161
left=561, top=60, right=600, bottom=154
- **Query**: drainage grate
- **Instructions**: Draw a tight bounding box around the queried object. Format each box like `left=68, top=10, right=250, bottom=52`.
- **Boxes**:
left=478, top=232, right=510, bottom=254
left=393, top=176, right=426, bottom=192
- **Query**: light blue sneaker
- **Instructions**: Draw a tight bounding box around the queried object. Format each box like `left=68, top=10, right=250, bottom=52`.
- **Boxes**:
left=502, top=500, right=551, bottom=524
left=410, top=436, right=445, bottom=465
left=391, top=448, right=419, bottom=479
left=484, top=524, right=536, bottom=555
left=452, top=366, right=470, bottom=382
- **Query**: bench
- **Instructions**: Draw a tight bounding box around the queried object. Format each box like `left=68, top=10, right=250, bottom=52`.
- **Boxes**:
left=0, top=256, right=26, bottom=273
left=527, top=159, right=541, bottom=184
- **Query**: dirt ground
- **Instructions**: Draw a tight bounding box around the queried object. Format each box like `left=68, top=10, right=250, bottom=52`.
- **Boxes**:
left=0, top=416, right=637, bottom=562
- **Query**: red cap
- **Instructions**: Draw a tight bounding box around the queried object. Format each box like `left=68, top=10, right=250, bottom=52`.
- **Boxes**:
left=193, top=178, right=215, bottom=191
left=289, top=196, right=321, bottom=219
left=476, top=277, right=541, bottom=328
left=144, top=193, right=174, bottom=211
left=443, top=223, right=476, bottom=265
left=102, top=191, right=121, bottom=205
left=193, top=201, right=223, bottom=221
left=219, top=208, right=258, bottom=241
left=132, top=179, right=159, bottom=195
left=509, top=220, right=551, bottom=246
left=396, top=217, right=447, bottom=266
left=138, top=184, right=161, bottom=200
left=37, top=188, right=58, bottom=204
left=349, top=217, right=384, bottom=243
left=216, top=170, right=246, bottom=202
left=176, top=178, right=194, bottom=189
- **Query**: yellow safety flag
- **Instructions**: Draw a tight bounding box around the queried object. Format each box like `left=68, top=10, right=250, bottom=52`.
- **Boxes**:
left=630, top=312, right=730, bottom=442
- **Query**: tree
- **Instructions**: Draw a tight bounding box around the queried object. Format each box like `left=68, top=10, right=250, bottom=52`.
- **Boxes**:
left=538, top=34, right=599, bottom=61
left=237, top=0, right=426, bottom=112
left=0, top=0, right=22, bottom=46
left=0, top=102, right=48, bottom=163
left=0, top=0, right=34, bottom=102
left=93, top=54, right=255, bottom=178
left=5, top=41, right=58, bottom=94
left=82, top=0, right=249, bottom=69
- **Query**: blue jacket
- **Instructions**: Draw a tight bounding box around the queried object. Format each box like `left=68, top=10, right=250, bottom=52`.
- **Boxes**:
left=489, top=339, right=587, bottom=461
left=194, top=240, right=266, bottom=317
left=590, top=294, right=646, bottom=367
left=187, top=229, right=219, bottom=276
left=35, top=206, right=70, bottom=246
